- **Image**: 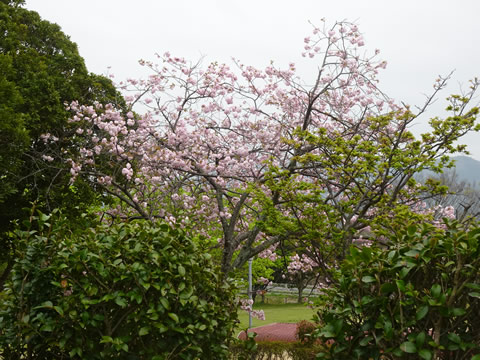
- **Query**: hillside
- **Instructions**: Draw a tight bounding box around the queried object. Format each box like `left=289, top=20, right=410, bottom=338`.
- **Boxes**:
left=419, top=156, right=480, bottom=187
left=450, top=156, right=480, bottom=187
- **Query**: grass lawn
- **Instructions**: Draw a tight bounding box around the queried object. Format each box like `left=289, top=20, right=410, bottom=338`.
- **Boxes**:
left=236, top=302, right=316, bottom=330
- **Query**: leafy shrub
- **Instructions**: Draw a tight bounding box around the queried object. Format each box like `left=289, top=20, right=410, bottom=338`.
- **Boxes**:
left=0, top=211, right=237, bottom=359
left=229, top=339, right=325, bottom=360
left=314, top=221, right=480, bottom=360
left=295, top=320, right=316, bottom=344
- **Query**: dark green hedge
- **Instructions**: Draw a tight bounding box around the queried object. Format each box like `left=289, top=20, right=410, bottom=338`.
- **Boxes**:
left=230, top=340, right=325, bottom=360
left=314, top=221, right=480, bottom=360
left=0, top=211, right=237, bottom=359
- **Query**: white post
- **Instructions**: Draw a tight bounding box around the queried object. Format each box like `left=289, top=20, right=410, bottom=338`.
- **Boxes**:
left=248, top=257, right=253, bottom=329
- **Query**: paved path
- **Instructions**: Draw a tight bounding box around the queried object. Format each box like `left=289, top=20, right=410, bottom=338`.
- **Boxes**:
left=238, top=323, right=297, bottom=342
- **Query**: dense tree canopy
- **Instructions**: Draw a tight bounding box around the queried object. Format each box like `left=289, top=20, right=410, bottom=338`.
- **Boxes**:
left=0, top=1, right=124, bottom=287
left=45, top=21, right=479, bottom=275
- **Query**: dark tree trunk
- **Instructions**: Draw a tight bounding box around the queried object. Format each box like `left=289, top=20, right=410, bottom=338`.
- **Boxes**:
left=297, top=283, right=305, bottom=304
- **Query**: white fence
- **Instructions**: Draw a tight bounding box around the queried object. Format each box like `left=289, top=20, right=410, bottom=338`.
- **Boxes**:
left=243, top=282, right=323, bottom=296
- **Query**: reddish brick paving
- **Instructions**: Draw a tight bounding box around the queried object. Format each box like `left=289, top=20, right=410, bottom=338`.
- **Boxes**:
left=238, top=323, right=298, bottom=342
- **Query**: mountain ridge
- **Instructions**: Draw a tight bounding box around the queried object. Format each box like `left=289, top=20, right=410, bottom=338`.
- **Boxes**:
left=449, top=156, right=480, bottom=187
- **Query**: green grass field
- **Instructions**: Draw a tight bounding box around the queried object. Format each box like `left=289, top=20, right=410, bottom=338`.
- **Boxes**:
left=236, top=302, right=316, bottom=330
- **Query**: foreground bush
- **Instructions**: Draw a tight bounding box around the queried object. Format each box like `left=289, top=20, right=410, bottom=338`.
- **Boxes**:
left=230, top=321, right=326, bottom=360
left=314, top=221, right=480, bottom=360
left=229, top=339, right=325, bottom=360
left=0, top=211, right=237, bottom=359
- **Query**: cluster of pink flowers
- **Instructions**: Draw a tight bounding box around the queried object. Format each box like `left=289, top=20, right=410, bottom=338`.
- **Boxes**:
left=440, top=205, right=456, bottom=219
left=287, top=254, right=319, bottom=274
left=42, top=20, right=429, bottom=273
left=257, top=245, right=279, bottom=261
left=239, top=298, right=266, bottom=321
left=431, top=205, right=456, bottom=229
left=257, top=277, right=270, bottom=285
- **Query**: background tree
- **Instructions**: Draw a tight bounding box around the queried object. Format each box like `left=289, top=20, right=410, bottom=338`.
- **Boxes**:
left=239, top=256, right=277, bottom=303
left=46, top=21, right=479, bottom=276
left=285, top=253, right=323, bottom=304
left=422, top=168, right=480, bottom=223
left=0, top=0, right=124, bottom=288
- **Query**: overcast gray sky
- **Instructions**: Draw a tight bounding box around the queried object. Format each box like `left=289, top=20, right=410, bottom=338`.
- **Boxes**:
left=25, top=0, right=480, bottom=160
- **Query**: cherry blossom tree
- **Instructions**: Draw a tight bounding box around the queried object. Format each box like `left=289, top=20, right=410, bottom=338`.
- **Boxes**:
left=285, top=253, right=320, bottom=303
left=42, top=20, right=479, bottom=275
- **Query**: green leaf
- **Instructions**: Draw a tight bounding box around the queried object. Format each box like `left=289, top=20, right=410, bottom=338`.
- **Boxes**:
left=466, top=283, right=480, bottom=291
left=448, top=344, right=460, bottom=351
left=396, top=280, right=406, bottom=291
left=319, top=329, right=335, bottom=338
left=332, top=319, right=343, bottom=336
left=319, top=323, right=337, bottom=338
left=419, top=348, right=432, bottom=360
left=178, top=265, right=186, bottom=276
left=383, top=320, right=393, bottom=339
left=168, top=312, right=179, bottom=323
left=392, top=348, right=403, bottom=357
left=359, top=336, right=373, bottom=346
left=468, top=292, right=480, bottom=298
left=404, top=249, right=420, bottom=257
left=154, top=323, right=168, bottom=333
left=361, top=275, right=375, bottom=283
left=431, top=284, right=441, bottom=298
left=416, top=332, right=426, bottom=347
left=115, top=297, right=127, bottom=308
left=69, top=347, right=82, bottom=357
left=360, top=295, right=374, bottom=305
left=452, top=308, right=466, bottom=316
left=139, top=327, right=149, bottom=336
left=399, top=267, right=412, bottom=279
left=133, top=243, right=142, bottom=252
left=447, top=333, right=461, bottom=344
left=416, top=305, right=429, bottom=320
left=471, top=355, right=480, bottom=360
left=40, top=323, right=54, bottom=332
left=100, top=336, right=113, bottom=343
left=160, top=298, right=170, bottom=310
left=400, top=341, right=417, bottom=353
left=39, top=300, right=53, bottom=309
left=380, top=283, right=396, bottom=294
left=53, top=306, right=64, bottom=316
left=407, top=225, right=417, bottom=236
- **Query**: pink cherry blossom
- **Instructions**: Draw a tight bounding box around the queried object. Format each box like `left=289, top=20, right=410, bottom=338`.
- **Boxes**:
left=41, top=19, right=477, bottom=276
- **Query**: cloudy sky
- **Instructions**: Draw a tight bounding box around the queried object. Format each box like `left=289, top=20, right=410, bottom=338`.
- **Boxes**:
left=25, top=0, right=480, bottom=160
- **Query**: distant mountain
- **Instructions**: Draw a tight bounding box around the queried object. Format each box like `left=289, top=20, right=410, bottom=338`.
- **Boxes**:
left=449, top=156, right=480, bottom=187
left=418, top=156, right=480, bottom=188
